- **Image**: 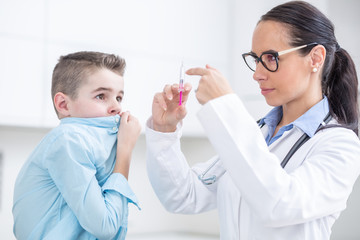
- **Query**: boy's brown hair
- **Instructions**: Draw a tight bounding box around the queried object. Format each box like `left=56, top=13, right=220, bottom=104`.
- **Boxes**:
left=51, top=51, right=126, bottom=115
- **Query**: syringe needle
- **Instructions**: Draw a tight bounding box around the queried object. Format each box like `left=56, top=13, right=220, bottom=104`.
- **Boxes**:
left=179, top=62, right=185, bottom=106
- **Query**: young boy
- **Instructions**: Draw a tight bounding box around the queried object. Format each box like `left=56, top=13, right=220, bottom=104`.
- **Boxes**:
left=12, top=51, right=141, bottom=240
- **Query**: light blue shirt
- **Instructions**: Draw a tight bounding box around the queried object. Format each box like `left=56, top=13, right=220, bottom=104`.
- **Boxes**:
left=13, top=115, right=140, bottom=240
left=259, top=97, right=330, bottom=146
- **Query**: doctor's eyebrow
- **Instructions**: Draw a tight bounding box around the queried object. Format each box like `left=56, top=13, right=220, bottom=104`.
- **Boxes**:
left=252, top=49, right=280, bottom=55
left=248, top=51, right=258, bottom=56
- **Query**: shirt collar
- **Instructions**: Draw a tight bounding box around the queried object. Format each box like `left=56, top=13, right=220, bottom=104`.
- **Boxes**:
left=259, top=106, right=282, bottom=128
left=293, top=97, right=329, bottom=137
left=260, top=97, right=329, bottom=137
left=60, top=115, right=120, bottom=132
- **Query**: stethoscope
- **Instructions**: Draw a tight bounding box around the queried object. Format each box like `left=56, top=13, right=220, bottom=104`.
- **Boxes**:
left=198, top=113, right=332, bottom=185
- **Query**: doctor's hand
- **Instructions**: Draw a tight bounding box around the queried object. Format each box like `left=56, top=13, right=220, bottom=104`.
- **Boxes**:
left=186, top=64, right=233, bottom=105
left=152, top=82, right=192, bottom=132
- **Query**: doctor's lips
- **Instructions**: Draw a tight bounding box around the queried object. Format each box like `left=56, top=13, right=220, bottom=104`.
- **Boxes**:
left=260, top=87, right=275, bottom=95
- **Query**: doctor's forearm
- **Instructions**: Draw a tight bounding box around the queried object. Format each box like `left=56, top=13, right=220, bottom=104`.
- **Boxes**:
left=146, top=123, right=217, bottom=214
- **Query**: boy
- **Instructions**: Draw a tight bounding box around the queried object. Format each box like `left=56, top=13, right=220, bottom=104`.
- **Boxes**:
left=12, top=51, right=141, bottom=240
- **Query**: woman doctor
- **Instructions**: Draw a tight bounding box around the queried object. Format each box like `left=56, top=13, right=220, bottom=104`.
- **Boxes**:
left=145, top=1, right=360, bottom=239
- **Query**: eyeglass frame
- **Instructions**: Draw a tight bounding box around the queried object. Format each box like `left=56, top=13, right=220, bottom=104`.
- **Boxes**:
left=242, top=43, right=318, bottom=72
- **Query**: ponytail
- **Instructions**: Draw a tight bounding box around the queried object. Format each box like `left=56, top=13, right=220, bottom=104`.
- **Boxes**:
left=325, top=48, right=359, bottom=134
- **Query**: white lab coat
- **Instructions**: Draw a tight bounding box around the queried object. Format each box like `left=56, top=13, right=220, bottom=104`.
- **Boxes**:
left=145, top=94, right=360, bottom=240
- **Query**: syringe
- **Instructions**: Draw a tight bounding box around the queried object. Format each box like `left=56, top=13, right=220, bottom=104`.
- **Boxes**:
left=179, top=62, right=185, bottom=106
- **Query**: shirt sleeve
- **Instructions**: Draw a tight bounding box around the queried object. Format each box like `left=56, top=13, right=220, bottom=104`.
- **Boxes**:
left=43, top=132, right=139, bottom=239
left=145, top=118, right=217, bottom=214
left=197, top=93, right=360, bottom=227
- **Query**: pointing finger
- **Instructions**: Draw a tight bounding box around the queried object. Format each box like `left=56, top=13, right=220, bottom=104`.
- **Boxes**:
left=186, top=67, right=209, bottom=77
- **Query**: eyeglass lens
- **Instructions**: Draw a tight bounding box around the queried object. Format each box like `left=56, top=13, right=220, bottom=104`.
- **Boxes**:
left=244, top=53, right=278, bottom=72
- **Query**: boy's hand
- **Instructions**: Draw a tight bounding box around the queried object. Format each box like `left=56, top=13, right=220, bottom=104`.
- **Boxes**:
left=113, top=111, right=141, bottom=179
left=117, top=111, right=141, bottom=150
left=152, top=82, right=192, bottom=132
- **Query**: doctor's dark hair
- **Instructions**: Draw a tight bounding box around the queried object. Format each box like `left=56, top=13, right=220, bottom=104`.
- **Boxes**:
left=260, top=1, right=359, bottom=134
left=51, top=51, right=126, bottom=116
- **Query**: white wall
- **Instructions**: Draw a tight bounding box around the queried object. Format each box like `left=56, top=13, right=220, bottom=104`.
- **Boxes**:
left=1, top=0, right=360, bottom=239
left=0, top=0, right=231, bottom=136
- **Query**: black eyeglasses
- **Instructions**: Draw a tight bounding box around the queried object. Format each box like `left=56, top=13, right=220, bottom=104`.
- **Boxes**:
left=242, top=43, right=318, bottom=72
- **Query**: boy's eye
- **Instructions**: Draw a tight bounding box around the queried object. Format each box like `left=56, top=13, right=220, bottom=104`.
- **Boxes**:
left=116, top=96, right=123, bottom=102
left=96, top=94, right=104, bottom=100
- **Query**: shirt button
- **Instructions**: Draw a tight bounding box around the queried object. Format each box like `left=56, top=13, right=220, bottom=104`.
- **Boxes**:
left=113, top=127, right=117, bottom=131
left=115, top=118, right=119, bottom=123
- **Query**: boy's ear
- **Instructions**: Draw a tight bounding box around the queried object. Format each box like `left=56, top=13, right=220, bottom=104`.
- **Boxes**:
left=310, top=45, right=326, bottom=71
left=54, top=92, right=70, bottom=118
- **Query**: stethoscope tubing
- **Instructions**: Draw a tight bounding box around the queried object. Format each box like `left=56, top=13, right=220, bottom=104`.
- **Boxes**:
left=279, top=112, right=332, bottom=168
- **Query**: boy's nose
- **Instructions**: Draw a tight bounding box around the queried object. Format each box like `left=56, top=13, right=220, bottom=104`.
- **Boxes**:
left=108, top=103, right=121, bottom=115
